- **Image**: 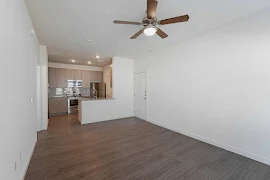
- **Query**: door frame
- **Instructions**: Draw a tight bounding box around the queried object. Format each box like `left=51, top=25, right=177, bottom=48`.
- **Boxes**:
left=134, top=71, right=148, bottom=121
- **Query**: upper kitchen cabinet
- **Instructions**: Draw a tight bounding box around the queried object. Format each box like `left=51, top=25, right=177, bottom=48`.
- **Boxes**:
left=74, top=69, right=82, bottom=80
left=90, top=71, right=98, bottom=81
left=48, top=67, right=56, bottom=88
left=90, top=71, right=103, bottom=82
left=97, top=71, right=103, bottom=82
left=58, top=68, right=68, bottom=88
left=82, top=70, right=91, bottom=88
left=66, top=69, right=82, bottom=81
left=48, top=68, right=68, bottom=88
left=48, top=68, right=104, bottom=88
left=66, top=69, right=74, bottom=80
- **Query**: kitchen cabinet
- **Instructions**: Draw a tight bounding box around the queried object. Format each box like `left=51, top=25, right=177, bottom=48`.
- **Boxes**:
left=90, top=71, right=103, bottom=82
left=58, top=68, right=68, bottom=88
left=48, top=68, right=103, bottom=88
left=81, top=70, right=86, bottom=87
left=82, top=70, right=91, bottom=88
left=90, top=71, right=98, bottom=81
left=84, top=71, right=102, bottom=86
left=74, top=69, right=82, bottom=80
left=48, top=68, right=68, bottom=88
left=65, top=69, right=82, bottom=81
left=49, top=97, right=68, bottom=115
left=48, top=68, right=57, bottom=88
left=86, top=71, right=91, bottom=88
left=97, top=71, right=103, bottom=81
left=66, top=69, right=75, bottom=80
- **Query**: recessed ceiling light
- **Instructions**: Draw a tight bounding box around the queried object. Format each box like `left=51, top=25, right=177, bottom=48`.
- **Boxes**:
left=71, top=59, right=75, bottom=63
left=96, top=55, right=100, bottom=58
left=86, top=39, right=92, bottom=42
left=88, top=61, right=91, bottom=64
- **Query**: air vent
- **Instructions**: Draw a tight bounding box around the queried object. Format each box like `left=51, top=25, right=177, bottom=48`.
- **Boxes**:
left=96, top=59, right=104, bottom=63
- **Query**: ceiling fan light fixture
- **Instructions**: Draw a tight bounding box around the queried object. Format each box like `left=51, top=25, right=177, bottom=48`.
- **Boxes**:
left=113, top=0, right=189, bottom=39
left=144, top=25, right=157, bottom=36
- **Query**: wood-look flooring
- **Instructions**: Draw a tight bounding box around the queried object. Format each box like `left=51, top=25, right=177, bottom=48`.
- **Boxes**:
left=25, top=114, right=270, bottom=180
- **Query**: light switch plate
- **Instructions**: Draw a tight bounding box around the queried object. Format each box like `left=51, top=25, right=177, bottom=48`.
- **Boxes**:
left=30, top=98, right=34, bottom=104
left=30, top=29, right=35, bottom=35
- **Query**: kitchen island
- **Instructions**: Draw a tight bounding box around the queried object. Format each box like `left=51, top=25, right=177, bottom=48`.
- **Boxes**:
left=78, top=97, right=119, bottom=124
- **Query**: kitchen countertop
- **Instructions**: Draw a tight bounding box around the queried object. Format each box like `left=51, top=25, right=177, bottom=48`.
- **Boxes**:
left=79, top=97, right=114, bottom=101
left=49, top=96, right=68, bottom=98
left=49, top=96, right=114, bottom=101
left=49, top=96, right=90, bottom=98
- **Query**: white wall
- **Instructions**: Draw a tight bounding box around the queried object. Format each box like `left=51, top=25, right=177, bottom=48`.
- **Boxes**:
left=48, top=62, right=103, bottom=71
left=36, top=66, right=42, bottom=131
left=113, top=57, right=134, bottom=118
left=40, top=46, right=48, bottom=131
left=0, top=0, right=40, bottom=179
left=134, top=10, right=270, bottom=165
left=37, top=46, right=48, bottom=132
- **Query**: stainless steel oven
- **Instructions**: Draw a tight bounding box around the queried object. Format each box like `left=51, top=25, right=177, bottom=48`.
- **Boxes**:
left=70, top=99, right=78, bottom=106
left=68, top=98, right=79, bottom=114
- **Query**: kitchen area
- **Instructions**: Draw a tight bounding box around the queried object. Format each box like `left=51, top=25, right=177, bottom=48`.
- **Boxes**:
left=48, top=61, right=113, bottom=120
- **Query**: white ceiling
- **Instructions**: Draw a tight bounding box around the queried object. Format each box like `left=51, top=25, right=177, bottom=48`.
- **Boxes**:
left=25, top=0, right=270, bottom=64
left=49, top=54, right=112, bottom=67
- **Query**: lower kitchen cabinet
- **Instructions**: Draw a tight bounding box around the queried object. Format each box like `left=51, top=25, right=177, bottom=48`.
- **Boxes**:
left=49, top=97, right=68, bottom=115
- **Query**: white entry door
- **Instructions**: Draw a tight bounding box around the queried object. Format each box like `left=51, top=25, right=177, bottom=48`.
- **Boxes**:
left=134, top=72, right=147, bottom=120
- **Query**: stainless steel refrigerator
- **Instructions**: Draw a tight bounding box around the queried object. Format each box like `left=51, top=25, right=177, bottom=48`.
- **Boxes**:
left=90, top=82, right=106, bottom=98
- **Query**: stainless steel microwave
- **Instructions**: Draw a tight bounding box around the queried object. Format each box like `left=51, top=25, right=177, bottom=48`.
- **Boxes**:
left=67, top=80, right=82, bottom=88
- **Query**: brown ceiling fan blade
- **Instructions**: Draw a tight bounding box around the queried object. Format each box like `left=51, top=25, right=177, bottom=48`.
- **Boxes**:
left=159, top=15, right=189, bottom=25
left=113, top=20, right=141, bottom=25
left=147, top=0, right=158, bottom=19
left=130, top=28, right=145, bottom=39
left=156, top=28, right=168, bottom=39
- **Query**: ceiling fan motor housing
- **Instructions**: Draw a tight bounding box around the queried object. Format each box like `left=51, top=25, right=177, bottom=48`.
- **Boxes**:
left=142, top=17, right=158, bottom=26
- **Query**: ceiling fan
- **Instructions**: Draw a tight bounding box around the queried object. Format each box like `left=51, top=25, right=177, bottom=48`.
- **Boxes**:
left=113, top=0, right=189, bottom=39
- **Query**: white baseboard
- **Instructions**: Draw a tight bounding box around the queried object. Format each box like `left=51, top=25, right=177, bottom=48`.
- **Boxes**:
left=81, top=116, right=134, bottom=125
left=21, top=141, right=36, bottom=180
left=147, top=119, right=270, bottom=166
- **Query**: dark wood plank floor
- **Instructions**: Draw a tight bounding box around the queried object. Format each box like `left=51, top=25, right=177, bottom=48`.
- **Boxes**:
left=25, top=114, right=270, bottom=180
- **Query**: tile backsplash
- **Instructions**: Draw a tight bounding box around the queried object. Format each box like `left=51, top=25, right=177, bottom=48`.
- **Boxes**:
left=48, top=87, right=90, bottom=97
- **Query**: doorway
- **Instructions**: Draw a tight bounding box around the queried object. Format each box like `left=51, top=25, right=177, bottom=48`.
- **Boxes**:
left=134, top=72, right=147, bottom=120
